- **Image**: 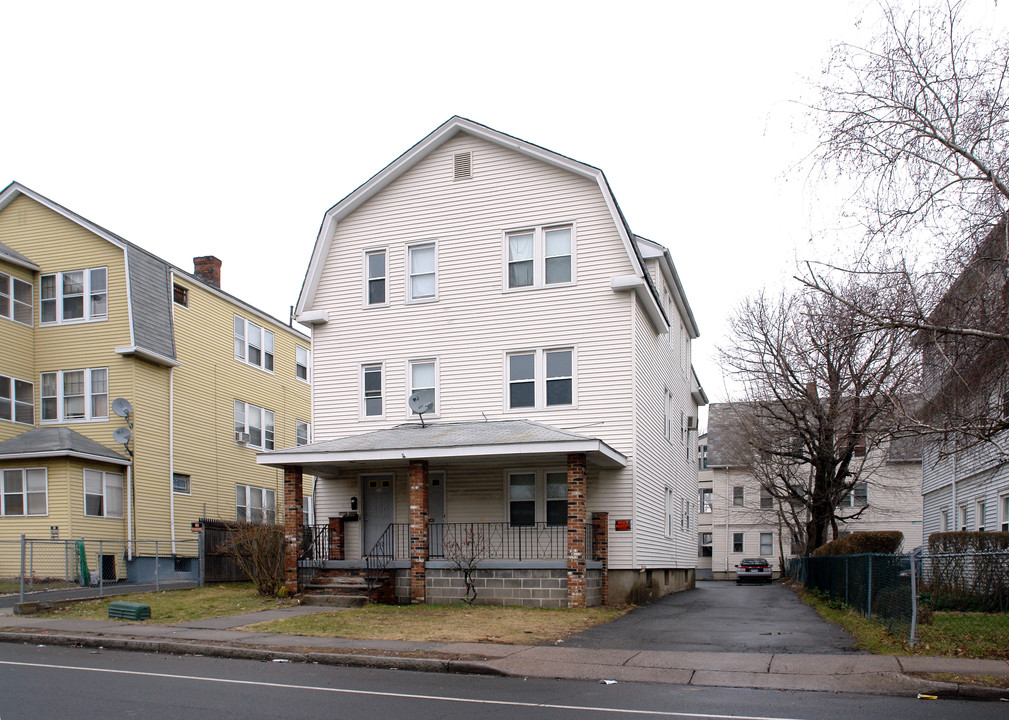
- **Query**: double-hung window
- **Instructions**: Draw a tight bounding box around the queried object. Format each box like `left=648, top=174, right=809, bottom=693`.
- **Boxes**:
left=2, top=468, right=47, bottom=516
left=362, top=364, right=384, bottom=418
left=40, top=267, right=107, bottom=324
left=409, top=360, right=437, bottom=415
left=234, top=316, right=274, bottom=372
left=234, top=401, right=275, bottom=450
left=1000, top=494, right=1009, bottom=532
left=732, top=532, right=744, bottom=554
left=760, top=488, right=774, bottom=509
left=236, top=484, right=276, bottom=524
left=759, top=532, right=773, bottom=556
left=296, top=420, right=311, bottom=446
left=365, top=250, right=387, bottom=306
left=700, top=488, right=712, bottom=513
left=0, top=375, right=34, bottom=425
left=505, top=225, right=573, bottom=289
left=699, top=532, right=713, bottom=558
left=507, top=470, right=567, bottom=526
left=40, top=368, right=108, bottom=422
left=665, top=487, right=675, bottom=536
left=0, top=272, right=32, bottom=326
left=732, top=486, right=744, bottom=506
left=977, top=499, right=987, bottom=532
left=407, top=243, right=437, bottom=301
left=506, top=348, right=573, bottom=410
left=84, top=469, right=123, bottom=518
left=296, top=346, right=310, bottom=382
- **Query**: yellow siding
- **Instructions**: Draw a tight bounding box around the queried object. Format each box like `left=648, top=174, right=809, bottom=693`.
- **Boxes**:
left=170, top=274, right=311, bottom=536
left=0, top=259, right=36, bottom=443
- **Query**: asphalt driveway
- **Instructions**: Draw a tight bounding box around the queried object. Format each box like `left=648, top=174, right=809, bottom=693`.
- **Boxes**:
left=565, top=580, right=861, bottom=654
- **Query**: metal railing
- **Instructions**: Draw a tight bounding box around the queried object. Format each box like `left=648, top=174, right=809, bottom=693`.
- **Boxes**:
left=430, top=522, right=576, bottom=560
left=1, top=535, right=201, bottom=606
left=363, top=523, right=408, bottom=598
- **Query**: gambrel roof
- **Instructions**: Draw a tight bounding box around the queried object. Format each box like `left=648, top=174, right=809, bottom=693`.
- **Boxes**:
left=297, top=116, right=698, bottom=336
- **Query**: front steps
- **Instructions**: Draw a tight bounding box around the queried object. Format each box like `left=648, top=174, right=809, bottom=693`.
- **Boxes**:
left=301, top=568, right=396, bottom=606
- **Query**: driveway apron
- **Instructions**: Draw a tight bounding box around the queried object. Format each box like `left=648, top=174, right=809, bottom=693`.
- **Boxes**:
left=565, top=580, right=861, bottom=653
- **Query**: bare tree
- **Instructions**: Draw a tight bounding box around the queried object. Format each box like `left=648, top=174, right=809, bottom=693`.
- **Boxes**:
left=719, top=280, right=917, bottom=553
left=801, top=1, right=1009, bottom=455
left=442, top=525, right=490, bottom=605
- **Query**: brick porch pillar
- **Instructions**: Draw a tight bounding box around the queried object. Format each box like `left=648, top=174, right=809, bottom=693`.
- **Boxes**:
left=283, top=465, right=304, bottom=595
left=592, top=512, right=609, bottom=605
left=566, top=453, right=587, bottom=608
left=328, top=516, right=345, bottom=560
left=408, top=459, right=430, bottom=603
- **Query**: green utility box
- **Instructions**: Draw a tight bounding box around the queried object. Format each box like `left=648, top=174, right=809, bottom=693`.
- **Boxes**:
left=108, top=601, right=151, bottom=621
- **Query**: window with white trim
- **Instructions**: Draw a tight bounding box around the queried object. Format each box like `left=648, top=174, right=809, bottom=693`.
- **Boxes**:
left=234, top=400, right=275, bottom=450
left=40, top=368, right=108, bottom=422
left=700, top=488, right=712, bottom=513
left=0, top=272, right=32, bottom=326
left=362, top=364, right=383, bottom=418
left=296, top=346, right=310, bottom=382
left=665, top=487, right=674, bottom=537
left=236, top=484, right=276, bottom=524
left=732, top=486, right=744, bottom=506
left=941, top=506, right=950, bottom=532
left=40, top=267, right=107, bottom=324
left=2, top=468, right=47, bottom=516
left=84, top=469, right=123, bottom=518
left=303, top=495, right=314, bottom=527
left=663, top=390, right=673, bottom=442
left=760, top=488, right=774, bottom=510
left=699, top=532, right=713, bottom=557
left=506, top=348, right=573, bottom=409
left=507, top=470, right=567, bottom=526
left=173, top=473, right=191, bottom=495
left=407, top=243, right=437, bottom=301
left=977, top=499, right=987, bottom=531
left=0, top=375, right=34, bottom=425
left=1000, top=494, right=1009, bottom=532
left=365, top=249, right=386, bottom=306
left=958, top=503, right=968, bottom=532
left=505, top=225, right=573, bottom=289
left=409, top=360, right=437, bottom=415
left=732, top=532, right=744, bottom=553
left=759, top=532, right=773, bottom=556
left=296, top=420, right=311, bottom=446
left=234, top=316, right=274, bottom=372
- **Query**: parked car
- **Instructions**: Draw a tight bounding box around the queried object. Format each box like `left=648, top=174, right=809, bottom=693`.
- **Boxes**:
left=897, top=547, right=923, bottom=581
left=735, top=557, right=773, bottom=584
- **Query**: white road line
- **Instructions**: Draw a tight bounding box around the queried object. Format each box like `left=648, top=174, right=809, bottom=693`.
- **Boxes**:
left=0, top=659, right=814, bottom=720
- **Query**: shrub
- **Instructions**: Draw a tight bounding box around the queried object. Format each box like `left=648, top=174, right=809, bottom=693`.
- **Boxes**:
left=927, top=531, right=1009, bottom=554
left=811, top=531, right=904, bottom=557
left=222, top=522, right=285, bottom=597
left=923, top=532, right=1009, bottom=612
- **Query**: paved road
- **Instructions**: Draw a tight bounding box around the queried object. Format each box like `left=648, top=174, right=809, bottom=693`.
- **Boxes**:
left=566, top=580, right=860, bottom=653
left=0, top=642, right=998, bottom=720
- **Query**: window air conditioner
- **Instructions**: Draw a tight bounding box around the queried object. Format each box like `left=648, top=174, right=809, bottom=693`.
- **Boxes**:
left=686, top=416, right=698, bottom=431
left=235, top=431, right=251, bottom=444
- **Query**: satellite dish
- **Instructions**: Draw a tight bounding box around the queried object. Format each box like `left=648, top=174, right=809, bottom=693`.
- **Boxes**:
left=408, top=393, right=434, bottom=416
left=113, top=426, right=132, bottom=445
left=111, top=398, right=133, bottom=418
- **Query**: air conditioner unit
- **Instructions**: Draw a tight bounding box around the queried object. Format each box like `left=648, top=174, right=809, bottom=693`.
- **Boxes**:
left=686, top=416, right=698, bottom=431
left=235, top=431, right=250, bottom=444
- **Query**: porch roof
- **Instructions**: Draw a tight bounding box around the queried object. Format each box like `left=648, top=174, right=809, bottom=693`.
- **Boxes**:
left=0, top=427, right=131, bottom=466
left=257, top=419, right=627, bottom=472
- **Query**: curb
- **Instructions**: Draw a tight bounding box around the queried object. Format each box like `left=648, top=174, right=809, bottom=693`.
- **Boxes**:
left=899, top=675, right=1009, bottom=703
left=0, top=631, right=506, bottom=678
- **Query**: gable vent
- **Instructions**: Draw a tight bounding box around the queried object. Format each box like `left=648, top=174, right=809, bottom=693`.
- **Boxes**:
left=453, top=151, right=472, bottom=180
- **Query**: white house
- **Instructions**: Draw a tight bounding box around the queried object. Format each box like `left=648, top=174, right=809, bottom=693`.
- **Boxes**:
left=260, top=116, right=706, bottom=607
left=919, top=222, right=1009, bottom=541
left=699, top=403, right=923, bottom=579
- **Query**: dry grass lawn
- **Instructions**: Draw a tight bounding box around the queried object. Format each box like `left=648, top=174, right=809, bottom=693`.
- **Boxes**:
left=246, top=603, right=630, bottom=645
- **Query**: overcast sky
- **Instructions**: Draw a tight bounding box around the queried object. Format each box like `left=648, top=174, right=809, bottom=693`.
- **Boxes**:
left=4, top=1, right=1007, bottom=428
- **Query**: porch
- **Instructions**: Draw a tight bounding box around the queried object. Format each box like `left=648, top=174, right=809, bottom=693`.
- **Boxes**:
left=258, top=419, right=625, bottom=607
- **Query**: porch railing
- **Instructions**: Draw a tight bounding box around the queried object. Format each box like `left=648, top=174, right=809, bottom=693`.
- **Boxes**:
left=431, top=522, right=583, bottom=561
left=363, top=523, right=409, bottom=598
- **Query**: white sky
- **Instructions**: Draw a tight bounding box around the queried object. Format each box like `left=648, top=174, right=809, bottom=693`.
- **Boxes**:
left=4, top=1, right=1007, bottom=429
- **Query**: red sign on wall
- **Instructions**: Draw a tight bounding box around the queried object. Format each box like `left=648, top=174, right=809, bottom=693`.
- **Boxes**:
left=614, top=520, right=631, bottom=531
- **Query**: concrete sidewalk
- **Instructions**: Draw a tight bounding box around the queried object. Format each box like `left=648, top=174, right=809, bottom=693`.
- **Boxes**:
left=0, top=606, right=1006, bottom=701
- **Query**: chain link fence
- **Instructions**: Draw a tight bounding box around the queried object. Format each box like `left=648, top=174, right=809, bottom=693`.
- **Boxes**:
left=789, top=550, right=1009, bottom=653
left=0, top=535, right=202, bottom=607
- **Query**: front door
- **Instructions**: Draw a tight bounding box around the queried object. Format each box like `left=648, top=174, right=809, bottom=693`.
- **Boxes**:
left=429, top=472, right=446, bottom=556
left=362, top=474, right=394, bottom=555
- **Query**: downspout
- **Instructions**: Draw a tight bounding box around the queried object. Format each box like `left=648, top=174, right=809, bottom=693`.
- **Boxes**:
left=170, top=367, right=177, bottom=554
left=724, top=467, right=730, bottom=575
left=126, top=464, right=133, bottom=559
left=950, top=453, right=957, bottom=532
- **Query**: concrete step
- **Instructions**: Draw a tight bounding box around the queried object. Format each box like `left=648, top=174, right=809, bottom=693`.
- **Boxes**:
left=304, top=578, right=368, bottom=592
left=301, top=594, right=369, bottom=608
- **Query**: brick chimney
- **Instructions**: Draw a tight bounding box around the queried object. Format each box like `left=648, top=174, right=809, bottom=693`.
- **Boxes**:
left=193, top=256, right=222, bottom=288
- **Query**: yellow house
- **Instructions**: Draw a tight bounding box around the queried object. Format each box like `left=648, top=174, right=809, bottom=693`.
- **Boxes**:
left=0, top=182, right=312, bottom=578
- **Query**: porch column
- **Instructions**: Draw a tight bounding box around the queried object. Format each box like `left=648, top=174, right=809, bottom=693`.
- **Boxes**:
left=328, top=516, right=345, bottom=560
left=283, top=465, right=304, bottom=595
left=592, top=512, right=609, bottom=605
left=408, top=459, right=429, bottom=603
left=566, top=453, right=587, bottom=608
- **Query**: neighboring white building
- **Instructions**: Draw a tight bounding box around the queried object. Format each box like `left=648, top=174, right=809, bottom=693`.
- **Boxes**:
left=262, top=116, right=707, bottom=606
left=698, top=403, right=923, bottom=579
left=919, top=222, right=1009, bottom=542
